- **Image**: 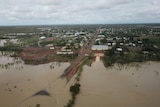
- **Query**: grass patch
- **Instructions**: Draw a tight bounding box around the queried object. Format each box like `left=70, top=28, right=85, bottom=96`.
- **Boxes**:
left=75, top=57, right=90, bottom=81
left=19, top=35, right=39, bottom=46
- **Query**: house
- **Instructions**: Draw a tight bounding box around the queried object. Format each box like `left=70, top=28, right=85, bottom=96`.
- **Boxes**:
left=120, top=42, right=124, bottom=46
left=57, top=51, right=73, bottom=55
left=39, top=36, right=46, bottom=40
left=107, top=37, right=113, bottom=41
left=92, top=45, right=108, bottom=50
left=116, top=48, right=123, bottom=52
left=137, top=41, right=142, bottom=44
left=57, top=49, right=74, bottom=54
left=45, top=44, right=54, bottom=47
left=98, top=35, right=105, bottom=38
left=107, top=43, right=112, bottom=46
left=132, top=43, right=136, bottom=47
left=50, top=47, right=55, bottom=50
left=112, top=42, right=116, bottom=46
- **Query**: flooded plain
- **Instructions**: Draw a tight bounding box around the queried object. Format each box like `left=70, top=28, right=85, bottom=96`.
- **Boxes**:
left=0, top=54, right=75, bottom=107
left=76, top=61, right=160, bottom=107
left=0, top=53, right=160, bottom=107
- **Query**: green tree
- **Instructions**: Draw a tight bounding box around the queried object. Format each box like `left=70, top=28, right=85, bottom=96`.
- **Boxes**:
left=70, top=83, right=81, bottom=95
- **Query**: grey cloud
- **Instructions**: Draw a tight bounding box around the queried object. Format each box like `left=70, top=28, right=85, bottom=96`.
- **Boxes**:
left=0, top=0, right=160, bottom=25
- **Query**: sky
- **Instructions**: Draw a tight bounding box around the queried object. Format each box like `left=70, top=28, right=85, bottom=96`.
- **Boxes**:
left=0, top=0, right=160, bottom=25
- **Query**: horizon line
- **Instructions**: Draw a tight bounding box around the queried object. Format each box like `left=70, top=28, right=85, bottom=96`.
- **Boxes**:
left=0, top=22, right=160, bottom=27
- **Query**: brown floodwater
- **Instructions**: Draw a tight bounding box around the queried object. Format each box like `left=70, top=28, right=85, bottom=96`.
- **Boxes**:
left=1, top=54, right=160, bottom=107
left=0, top=55, right=75, bottom=107
left=76, top=61, right=160, bottom=107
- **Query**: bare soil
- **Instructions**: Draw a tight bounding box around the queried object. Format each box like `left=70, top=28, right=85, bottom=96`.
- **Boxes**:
left=19, top=47, right=57, bottom=64
left=19, top=47, right=78, bottom=64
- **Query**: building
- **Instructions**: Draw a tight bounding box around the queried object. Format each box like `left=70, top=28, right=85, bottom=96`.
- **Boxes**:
left=91, top=45, right=108, bottom=50
left=57, top=51, right=73, bottom=55
left=116, top=48, right=123, bottom=52
left=39, top=36, right=46, bottom=40
left=98, top=35, right=105, bottom=38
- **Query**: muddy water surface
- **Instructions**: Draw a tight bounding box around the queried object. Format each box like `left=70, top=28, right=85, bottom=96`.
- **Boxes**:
left=0, top=55, right=74, bottom=107
left=76, top=61, right=160, bottom=107
left=1, top=54, right=160, bottom=107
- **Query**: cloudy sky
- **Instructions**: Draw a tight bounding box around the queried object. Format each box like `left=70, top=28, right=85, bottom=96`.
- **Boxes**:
left=0, top=0, right=160, bottom=25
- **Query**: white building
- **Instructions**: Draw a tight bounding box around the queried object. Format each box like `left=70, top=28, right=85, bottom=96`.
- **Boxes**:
left=39, top=36, right=46, bottom=40
left=117, top=48, right=123, bottom=52
left=57, top=51, right=73, bottom=55
left=92, top=45, right=108, bottom=50
left=98, top=35, right=105, bottom=38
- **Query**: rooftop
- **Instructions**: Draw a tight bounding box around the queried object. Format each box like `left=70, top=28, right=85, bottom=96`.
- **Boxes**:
left=92, top=45, right=108, bottom=50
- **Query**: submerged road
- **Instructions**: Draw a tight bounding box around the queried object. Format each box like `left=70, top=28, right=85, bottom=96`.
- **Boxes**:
left=13, top=30, right=99, bottom=107
left=61, top=30, right=99, bottom=81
